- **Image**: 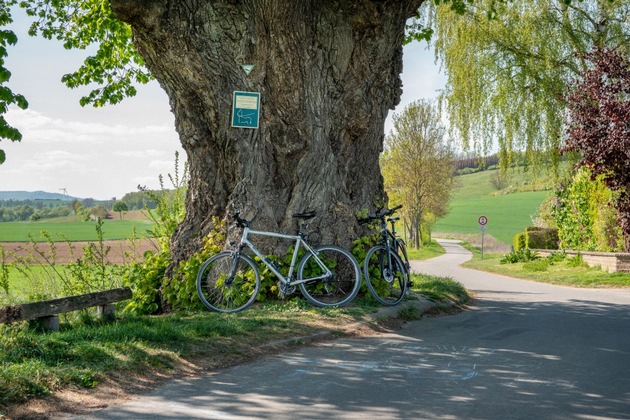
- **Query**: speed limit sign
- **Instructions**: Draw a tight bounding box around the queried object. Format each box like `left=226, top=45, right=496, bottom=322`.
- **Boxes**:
left=478, top=215, right=488, bottom=226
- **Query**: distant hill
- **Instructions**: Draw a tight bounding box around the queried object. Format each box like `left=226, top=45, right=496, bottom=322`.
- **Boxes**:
left=0, top=191, right=81, bottom=201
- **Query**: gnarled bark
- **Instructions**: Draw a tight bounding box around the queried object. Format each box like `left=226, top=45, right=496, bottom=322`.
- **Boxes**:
left=110, top=0, right=421, bottom=263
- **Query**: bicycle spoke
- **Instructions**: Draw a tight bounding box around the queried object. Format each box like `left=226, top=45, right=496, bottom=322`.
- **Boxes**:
left=196, top=253, right=260, bottom=313
left=298, top=245, right=361, bottom=307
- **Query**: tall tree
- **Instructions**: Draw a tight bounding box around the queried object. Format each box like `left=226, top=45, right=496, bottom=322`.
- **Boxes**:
left=564, top=48, right=630, bottom=251
left=381, top=99, right=454, bottom=248
left=417, top=0, right=630, bottom=163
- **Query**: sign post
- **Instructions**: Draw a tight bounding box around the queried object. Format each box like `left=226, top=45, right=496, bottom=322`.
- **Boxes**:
left=232, top=91, right=260, bottom=129
left=478, top=216, right=488, bottom=260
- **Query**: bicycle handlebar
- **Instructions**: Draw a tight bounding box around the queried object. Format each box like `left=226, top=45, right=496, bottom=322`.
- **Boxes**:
left=357, top=205, right=403, bottom=224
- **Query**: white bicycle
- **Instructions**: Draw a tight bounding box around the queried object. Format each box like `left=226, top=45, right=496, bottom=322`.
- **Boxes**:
left=196, top=210, right=361, bottom=313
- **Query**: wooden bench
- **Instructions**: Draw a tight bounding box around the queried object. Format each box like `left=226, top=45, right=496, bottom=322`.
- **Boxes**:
left=0, top=287, right=132, bottom=331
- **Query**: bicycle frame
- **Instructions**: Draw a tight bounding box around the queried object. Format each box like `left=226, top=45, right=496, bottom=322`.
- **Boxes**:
left=235, top=226, right=332, bottom=286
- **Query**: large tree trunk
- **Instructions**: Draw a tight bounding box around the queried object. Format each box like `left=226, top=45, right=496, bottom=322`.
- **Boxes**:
left=111, top=0, right=420, bottom=263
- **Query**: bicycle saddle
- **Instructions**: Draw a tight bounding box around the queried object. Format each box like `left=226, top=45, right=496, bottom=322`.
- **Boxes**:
left=292, top=211, right=316, bottom=220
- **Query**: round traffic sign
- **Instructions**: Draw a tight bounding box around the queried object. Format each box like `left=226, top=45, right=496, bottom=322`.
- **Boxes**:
left=478, top=216, right=488, bottom=226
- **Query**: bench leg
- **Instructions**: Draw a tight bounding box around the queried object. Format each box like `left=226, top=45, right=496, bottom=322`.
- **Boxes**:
left=29, top=315, right=60, bottom=332
left=97, top=304, right=116, bottom=321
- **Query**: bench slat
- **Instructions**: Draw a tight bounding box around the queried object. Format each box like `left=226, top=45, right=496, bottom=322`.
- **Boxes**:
left=0, top=287, right=132, bottom=324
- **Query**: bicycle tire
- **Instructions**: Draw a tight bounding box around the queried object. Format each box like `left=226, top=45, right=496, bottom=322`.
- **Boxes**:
left=196, top=252, right=260, bottom=313
left=363, top=244, right=407, bottom=306
left=297, top=245, right=361, bottom=308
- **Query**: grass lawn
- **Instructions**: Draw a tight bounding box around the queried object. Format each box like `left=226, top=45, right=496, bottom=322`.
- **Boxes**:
left=406, top=240, right=444, bottom=260
left=433, top=169, right=550, bottom=246
left=0, top=219, right=154, bottom=242
left=462, top=249, right=630, bottom=288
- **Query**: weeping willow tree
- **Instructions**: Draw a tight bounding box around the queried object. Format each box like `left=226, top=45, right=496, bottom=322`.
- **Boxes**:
left=414, top=0, right=630, bottom=166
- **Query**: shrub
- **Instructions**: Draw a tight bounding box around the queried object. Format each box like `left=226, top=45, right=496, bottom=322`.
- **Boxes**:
left=567, top=253, right=588, bottom=268
left=513, top=232, right=526, bottom=252
left=500, top=248, right=540, bottom=264
left=546, top=250, right=567, bottom=263
left=526, top=227, right=559, bottom=250
left=552, top=168, right=623, bottom=252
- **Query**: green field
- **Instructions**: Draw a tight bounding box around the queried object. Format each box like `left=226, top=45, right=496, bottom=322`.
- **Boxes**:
left=0, top=219, right=154, bottom=242
left=433, top=169, right=550, bottom=246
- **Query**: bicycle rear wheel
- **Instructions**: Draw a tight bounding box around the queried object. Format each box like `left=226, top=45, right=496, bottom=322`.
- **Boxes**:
left=298, top=245, right=361, bottom=308
left=363, top=245, right=407, bottom=306
left=196, top=252, right=260, bottom=313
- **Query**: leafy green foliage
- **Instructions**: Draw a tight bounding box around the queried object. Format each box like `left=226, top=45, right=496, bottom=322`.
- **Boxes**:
left=0, top=2, right=28, bottom=163
left=123, top=154, right=189, bottom=314
left=525, top=227, right=559, bottom=250
left=161, top=218, right=226, bottom=310
left=423, top=0, right=629, bottom=168
left=566, top=253, right=588, bottom=268
left=552, top=168, right=623, bottom=252
left=0, top=245, right=9, bottom=295
left=500, top=248, right=539, bottom=264
left=564, top=48, right=630, bottom=251
left=18, top=0, right=151, bottom=107
left=382, top=100, right=455, bottom=248
left=513, top=232, right=526, bottom=252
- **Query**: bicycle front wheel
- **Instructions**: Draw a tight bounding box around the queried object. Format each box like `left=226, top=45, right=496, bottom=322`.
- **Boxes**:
left=196, top=252, right=260, bottom=313
left=364, top=245, right=407, bottom=306
left=298, top=245, right=361, bottom=308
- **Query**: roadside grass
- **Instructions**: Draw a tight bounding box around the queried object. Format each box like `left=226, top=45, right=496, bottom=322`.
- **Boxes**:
left=462, top=247, right=630, bottom=288
left=0, top=301, right=349, bottom=408
left=406, top=240, right=445, bottom=260
left=0, top=219, right=154, bottom=242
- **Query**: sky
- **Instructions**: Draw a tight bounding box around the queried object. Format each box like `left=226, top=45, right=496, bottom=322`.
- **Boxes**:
left=1, top=10, right=446, bottom=200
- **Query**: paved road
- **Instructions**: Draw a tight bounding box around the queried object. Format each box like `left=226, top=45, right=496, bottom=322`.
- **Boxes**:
left=75, top=240, right=630, bottom=419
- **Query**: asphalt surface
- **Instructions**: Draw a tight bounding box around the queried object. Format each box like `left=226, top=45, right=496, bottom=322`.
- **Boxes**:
left=72, top=240, right=630, bottom=419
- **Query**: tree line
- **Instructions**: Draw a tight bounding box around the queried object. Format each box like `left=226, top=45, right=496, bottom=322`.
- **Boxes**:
left=0, top=191, right=159, bottom=222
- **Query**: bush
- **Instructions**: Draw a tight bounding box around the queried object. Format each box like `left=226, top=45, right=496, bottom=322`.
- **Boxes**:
left=552, top=168, right=623, bottom=252
left=513, top=232, right=527, bottom=252
left=546, top=250, right=566, bottom=263
left=500, top=248, right=540, bottom=264
left=526, top=227, right=559, bottom=250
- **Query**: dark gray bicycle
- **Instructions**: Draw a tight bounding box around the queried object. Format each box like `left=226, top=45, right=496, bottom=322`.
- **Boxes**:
left=358, top=205, right=412, bottom=306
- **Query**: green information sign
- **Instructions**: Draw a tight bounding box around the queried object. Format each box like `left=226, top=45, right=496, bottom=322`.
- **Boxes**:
left=231, top=91, right=260, bottom=129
